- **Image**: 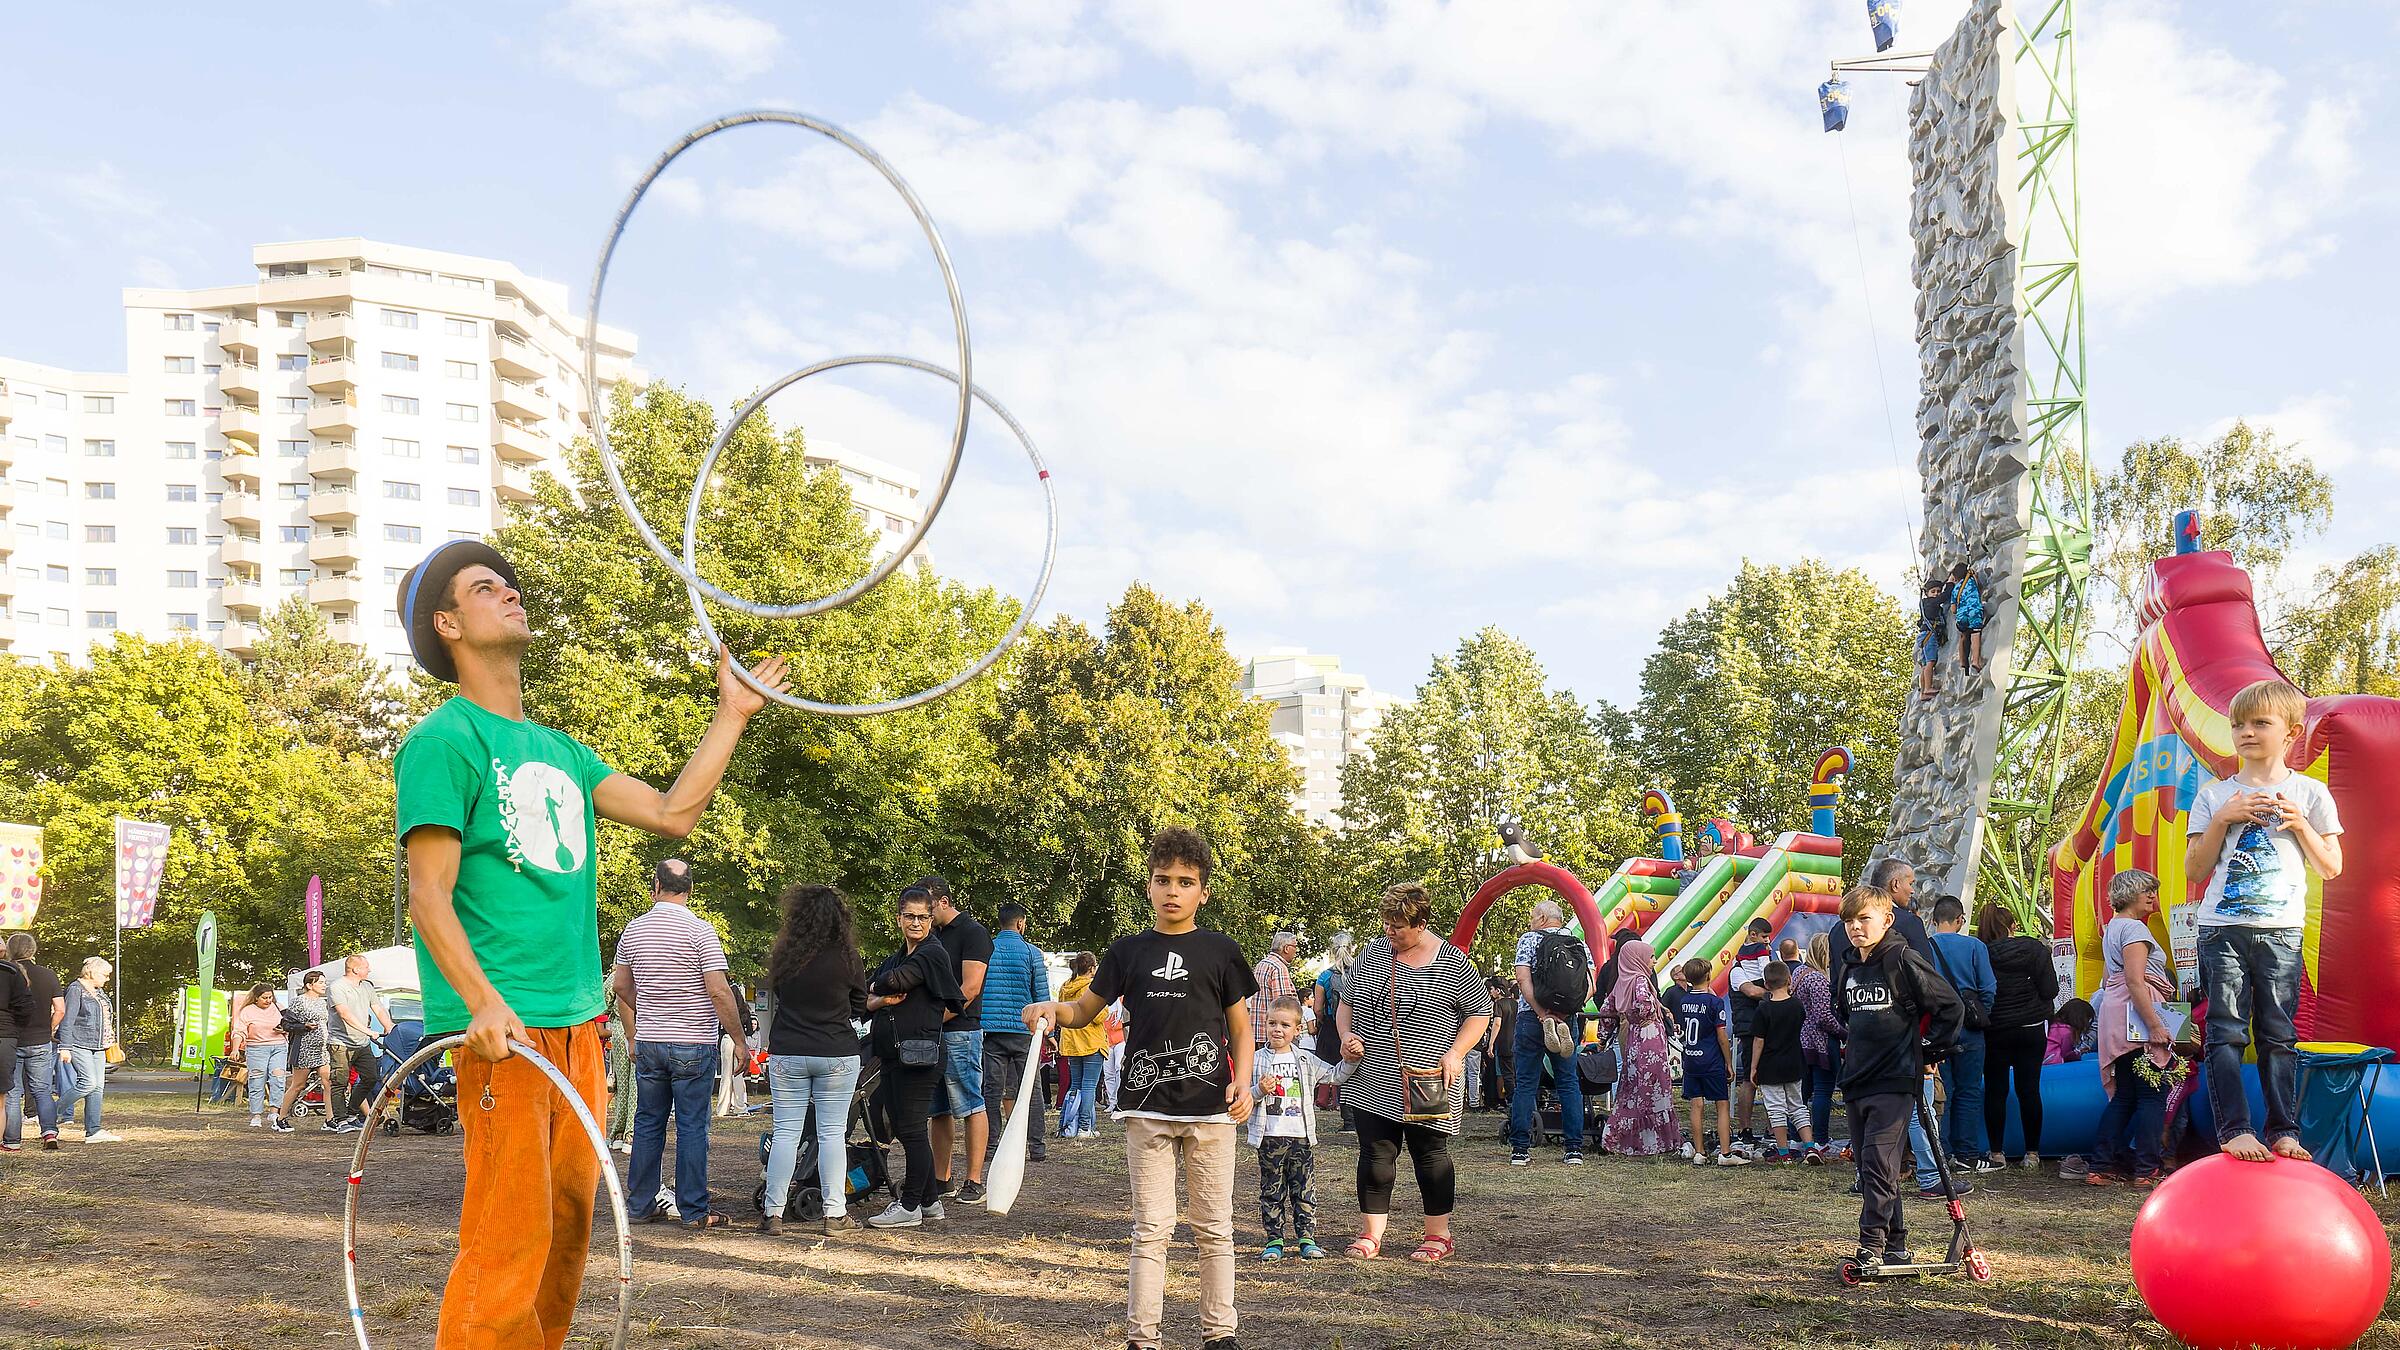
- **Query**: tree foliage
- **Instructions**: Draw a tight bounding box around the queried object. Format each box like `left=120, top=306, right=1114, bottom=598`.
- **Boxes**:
left=242, top=596, right=425, bottom=756
left=2092, top=422, right=2334, bottom=629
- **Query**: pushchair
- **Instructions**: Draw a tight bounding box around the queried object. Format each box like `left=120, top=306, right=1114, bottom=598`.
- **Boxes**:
left=375, top=1018, right=459, bottom=1136
left=752, top=1041, right=896, bottom=1221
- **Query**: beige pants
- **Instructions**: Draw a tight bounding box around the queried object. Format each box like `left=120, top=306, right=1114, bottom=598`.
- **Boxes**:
left=1124, top=1116, right=1237, bottom=1347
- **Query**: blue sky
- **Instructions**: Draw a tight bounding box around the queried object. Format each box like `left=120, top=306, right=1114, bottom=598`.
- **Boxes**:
left=4, top=1, right=2393, bottom=709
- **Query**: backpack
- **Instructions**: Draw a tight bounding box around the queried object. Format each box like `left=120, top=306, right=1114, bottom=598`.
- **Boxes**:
left=1528, top=931, right=1592, bottom=1019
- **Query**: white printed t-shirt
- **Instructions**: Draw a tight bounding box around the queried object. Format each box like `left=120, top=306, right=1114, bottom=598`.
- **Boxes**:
left=2186, top=772, right=2342, bottom=930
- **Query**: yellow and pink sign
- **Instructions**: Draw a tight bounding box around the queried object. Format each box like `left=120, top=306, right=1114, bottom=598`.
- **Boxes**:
left=0, top=823, right=41, bottom=929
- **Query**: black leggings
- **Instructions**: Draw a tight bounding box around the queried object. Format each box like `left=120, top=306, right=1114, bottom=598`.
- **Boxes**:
left=1983, top=1021, right=2047, bottom=1160
left=880, top=1062, right=940, bottom=1209
left=1355, top=1110, right=1456, bottom=1217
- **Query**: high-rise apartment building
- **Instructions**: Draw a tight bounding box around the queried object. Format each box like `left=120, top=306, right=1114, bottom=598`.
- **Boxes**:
left=804, top=440, right=926, bottom=563
left=1239, top=648, right=1401, bottom=827
left=1, top=238, right=636, bottom=667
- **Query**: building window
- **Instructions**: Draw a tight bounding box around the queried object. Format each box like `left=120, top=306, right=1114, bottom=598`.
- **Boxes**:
left=85, top=482, right=115, bottom=500
left=443, top=317, right=477, bottom=337
left=84, top=526, right=116, bottom=545
left=169, top=613, right=199, bottom=631
left=276, top=311, right=307, bottom=329
left=445, top=360, right=479, bottom=379
left=42, top=434, right=67, bottom=454
left=43, top=390, right=66, bottom=410
left=167, top=570, right=199, bottom=588
left=446, top=444, right=481, bottom=464
left=383, top=437, right=421, bottom=458
left=44, top=520, right=66, bottom=541
left=87, top=611, right=118, bottom=629
left=167, top=527, right=199, bottom=545
left=383, top=524, right=422, bottom=544
left=277, top=396, right=310, bottom=412
left=265, top=262, right=311, bottom=278
left=166, top=441, right=198, bottom=459
left=164, top=356, right=196, bottom=374
left=446, top=402, right=479, bottom=422
left=382, top=395, right=420, bottom=415
left=83, top=396, right=114, bottom=414
left=165, top=313, right=195, bottom=331
left=384, top=608, right=403, bottom=628
left=44, top=477, right=67, bottom=496
left=382, top=352, right=419, bottom=372
left=166, top=484, right=198, bottom=502
left=279, top=568, right=309, bottom=586
left=87, top=568, right=118, bottom=586
left=277, top=353, right=309, bottom=372
left=84, top=440, right=115, bottom=457
left=447, top=486, right=482, bottom=507
left=165, top=399, right=196, bottom=416
left=382, top=566, right=406, bottom=583
left=44, top=607, right=67, bottom=626
left=279, top=525, right=310, bottom=542
left=384, top=481, right=422, bottom=501
left=44, top=564, right=67, bottom=583
left=277, top=483, right=310, bottom=501
left=383, top=308, right=420, bottom=330
left=276, top=440, right=308, bottom=458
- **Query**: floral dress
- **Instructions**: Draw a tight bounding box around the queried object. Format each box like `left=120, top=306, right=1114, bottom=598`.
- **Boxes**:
left=1597, top=998, right=1677, bottom=1156
left=287, top=993, right=330, bottom=1071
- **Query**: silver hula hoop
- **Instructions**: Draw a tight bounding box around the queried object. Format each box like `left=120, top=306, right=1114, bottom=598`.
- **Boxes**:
left=342, top=1034, right=632, bottom=1350
left=582, top=109, right=971, bottom=620
left=686, top=355, right=1058, bottom=715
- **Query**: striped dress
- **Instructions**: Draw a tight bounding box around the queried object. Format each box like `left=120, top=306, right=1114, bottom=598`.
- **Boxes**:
left=1338, top=936, right=1494, bottom=1135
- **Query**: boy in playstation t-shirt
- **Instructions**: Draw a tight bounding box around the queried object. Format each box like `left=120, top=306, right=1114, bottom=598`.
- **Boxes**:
left=1025, top=827, right=1256, bottom=1350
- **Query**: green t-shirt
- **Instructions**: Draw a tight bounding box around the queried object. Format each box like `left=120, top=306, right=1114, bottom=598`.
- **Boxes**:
left=394, top=696, right=616, bottom=1035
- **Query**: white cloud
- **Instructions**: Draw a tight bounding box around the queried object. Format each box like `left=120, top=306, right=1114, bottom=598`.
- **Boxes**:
left=541, top=0, right=781, bottom=115
left=13, top=162, right=210, bottom=284
left=939, top=0, right=1121, bottom=93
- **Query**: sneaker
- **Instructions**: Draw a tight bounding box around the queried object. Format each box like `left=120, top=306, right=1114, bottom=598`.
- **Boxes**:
left=0, top=1142, right=18, bottom=1153
left=924, top=1199, right=945, bottom=1221
left=1845, top=1179, right=1860, bottom=1195
left=1202, top=1338, right=1243, bottom=1350
left=1851, top=1245, right=1881, bottom=1272
left=865, top=1202, right=922, bottom=1229
left=2058, top=1155, right=2090, bottom=1180
left=1679, top=1142, right=1696, bottom=1162
left=249, top=1116, right=263, bottom=1128
left=1562, top=1151, right=1585, bottom=1167
left=2017, top=1156, right=2042, bottom=1171
left=757, top=1216, right=783, bottom=1236
left=1715, top=1151, right=1751, bottom=1167
left=1542, top=1018, right=1575, bottom=1057
left=1690, top=1149, right=1709, bottom=1167
left=269, top=1117, right=294, bottom=1134
left=2132, top=1169, right=2165, bottom=1189
left=613, top=1140, right=633, bottom=1154
left=1917, top=1182, right=1970, bottom=1199
left=1803, top=1148, right=1825, bottom=1166
left=1509, top=1149, right=1530, bottom=1167
left=332, top=1119, right=364, bottom=1135
left=1948, top=1157, right=1973, bottom=1174
left=2081, top=1170, right=2117, bottom=1187
left=819, top=1215, right=848, bottom=1236
left=41, top=1132, right=59, bottom=1151
left=1297, top=1242, right=1326, bottom=1260
left=1971, top=1157, right=2003, bottom=1174
left=1882, top=1248, right=1916, bottom=1266
left=958, top=1180, right=987, bottom=1206
left=322, top=1117, right=346, bottom=1132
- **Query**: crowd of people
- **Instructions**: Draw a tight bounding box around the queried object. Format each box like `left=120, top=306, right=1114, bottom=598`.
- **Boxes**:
left=0, top=934, right=119, bottom=1149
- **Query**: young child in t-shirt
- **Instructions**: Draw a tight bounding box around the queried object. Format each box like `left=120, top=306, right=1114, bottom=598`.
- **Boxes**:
left=1248, top=997, right=1322, bottom=1262
left=1667, top=959, right=1747, bottom=1167
left=1746, top=961, right=1817, bottom=1163
left=2181, top=679, right=2344, bottom=1164
left=1024, top=827, right=1257, bottom=1350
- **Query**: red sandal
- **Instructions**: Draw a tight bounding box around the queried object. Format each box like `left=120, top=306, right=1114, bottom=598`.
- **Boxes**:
left=1344, top=1233, right=1381, bottom=1259
left=1408, top=1234, right=1455, bottom=1263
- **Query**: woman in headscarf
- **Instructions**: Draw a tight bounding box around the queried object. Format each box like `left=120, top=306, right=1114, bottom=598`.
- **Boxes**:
left=1591, top=927, right=1643, bottom=1008
left=1594, top=939, right=1676, bottom=1156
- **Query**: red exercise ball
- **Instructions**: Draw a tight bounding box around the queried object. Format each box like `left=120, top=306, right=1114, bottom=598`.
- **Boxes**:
left=2131, top=1154, right=2392, bottom=1350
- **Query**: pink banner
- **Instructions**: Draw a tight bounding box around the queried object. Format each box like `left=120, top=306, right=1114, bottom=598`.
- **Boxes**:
left=114, top=817, right=171, bottom=930
left=305, top=875, right=324, bottom=966
left=0, top=823, right=42, bottom=930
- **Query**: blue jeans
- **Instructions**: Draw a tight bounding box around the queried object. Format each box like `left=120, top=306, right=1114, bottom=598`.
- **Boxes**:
left=56, top=1047, right=104, bottom=1134
left=1507, top=1007, right=1583, bottom=1151
left=1061, top=1052, right=1104, bottom=1134
left=2091, top=1051, right=2166, bottom=1176
left=1938, top=1031, right=1988, bottom=1160
left=245, top=1043, right=289, bottom=1117
left=1806, top=1045, right=1843, bottom=1147
left=932, top=1028, right=985, bottom=1118
left=763, top=1054, right=861, bottom=1218
left=630, top=1041, right=719, bottom=1220
left=1905, top=1076, right=1940, bottom=1188
left=2199, top=925, right=2303, bottom=1145
left=3, top=1043, right=59, bottom=1143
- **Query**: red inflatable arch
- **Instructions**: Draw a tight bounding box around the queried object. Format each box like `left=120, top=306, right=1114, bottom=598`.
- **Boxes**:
left=1450, top=862, right=1609, bottom=968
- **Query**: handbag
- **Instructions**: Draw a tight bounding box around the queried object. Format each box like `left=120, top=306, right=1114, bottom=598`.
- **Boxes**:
left=1386, top=958, right=1453, bottom=1123
left=215, top=1056, right=248, bottom=1085
left=105, top=1043, right=127, bottom=1066
left=897, top=1037, right=940, bottom=1068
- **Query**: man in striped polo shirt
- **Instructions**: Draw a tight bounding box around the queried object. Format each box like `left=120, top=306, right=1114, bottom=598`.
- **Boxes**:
left=608, top=859, right=752, bottom=1229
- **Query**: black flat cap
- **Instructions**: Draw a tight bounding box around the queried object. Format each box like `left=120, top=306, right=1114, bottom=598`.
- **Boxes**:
left=395, top=540, right=519, bottom=682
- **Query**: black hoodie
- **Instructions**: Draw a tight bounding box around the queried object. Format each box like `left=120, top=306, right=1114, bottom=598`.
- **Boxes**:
left=1985, top=935, right=2060, bottom=1029
left=1836, top=937, right=1963, bottom=1100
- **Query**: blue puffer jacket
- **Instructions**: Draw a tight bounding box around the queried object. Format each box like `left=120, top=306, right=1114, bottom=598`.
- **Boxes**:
left=979, top=929, right=1051, bottom=1036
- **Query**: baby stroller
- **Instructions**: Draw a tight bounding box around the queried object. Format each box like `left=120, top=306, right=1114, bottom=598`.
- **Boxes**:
left=753, top=1042, right=896, bottom=1221
left=375, top=1018, right=459, bottom=1136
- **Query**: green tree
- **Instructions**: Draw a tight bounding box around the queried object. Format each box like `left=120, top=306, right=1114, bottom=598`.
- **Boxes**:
left=974, top=584, right=1305, bottom=954
left=1335, top=627, right=1644, bottom=970
left=2276, top=546, right=2400, bottom=698
left=2092, top=422, right=2334, bottom=628
left=1633, top=560, right=1911, bottom=873
left=242, top=596, right=423, bottom=756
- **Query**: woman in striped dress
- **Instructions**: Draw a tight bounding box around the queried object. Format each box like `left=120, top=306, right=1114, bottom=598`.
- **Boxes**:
left=1335, top=884, right=1493, bottom=1264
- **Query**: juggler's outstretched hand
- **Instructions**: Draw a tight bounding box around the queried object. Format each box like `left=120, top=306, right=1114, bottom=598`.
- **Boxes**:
left=718, top=644, right=791, bottom=718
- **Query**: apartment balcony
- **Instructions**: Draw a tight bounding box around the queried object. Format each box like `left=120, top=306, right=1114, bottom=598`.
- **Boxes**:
left=309, top=575, right=368, bottom=608
left=219, top=491, right=263, bottom=527
left=0, top=380, right=11, bottom=430
left=305, top=312, right=354, bottom=350
left=221, top=581, right=265, bottom=616
left=218, top=362, right=261, bottom=400
left=494, top=381, right=550, bottom=423
left=490, top=334, right=546, bottom=381
left=258, top=271, right=352, bottom=308
left=492, top=418, right=547, bottom=463
left=0, top=534, right=13, bottom=565
left=306, top=398, right=359, bottom=437
left=305, top=442, right=362, bottom=476
left=323, top=618, right=363, bottom=646
left=305, top=489, right=360, bottom=524
left=0, top=616, right=14, bottom=650
left=219, top=622, right=261, bottom=657
left=219, top=535, right=261, bottom=569
left=495, top=462, right=536, bottom=503
left=219, top=448, right=263, bottom=487
left=219, top=405, right=262, bottom=447
left=216, top=318, right=257, bottom=357
left=305, top=357, right=356, bottom=394
left=0, top=478, right=13, bottom=512
left=308, top=531, right=363, bottom=566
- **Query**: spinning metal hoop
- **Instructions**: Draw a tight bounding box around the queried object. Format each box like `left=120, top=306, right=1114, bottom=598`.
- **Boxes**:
left=341, top=1035, right=632, bottom=1350
left=687, top=355, right=1058, bottom=715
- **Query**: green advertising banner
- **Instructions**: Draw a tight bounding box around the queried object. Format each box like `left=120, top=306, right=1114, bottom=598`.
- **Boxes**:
left=174, top=985, right=234, bottom=1073
left=194, top=910, right=219, bottom=1109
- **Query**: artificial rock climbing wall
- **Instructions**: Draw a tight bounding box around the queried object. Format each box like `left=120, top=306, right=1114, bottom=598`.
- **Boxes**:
left=1880, top=0, right=2030, bottom=908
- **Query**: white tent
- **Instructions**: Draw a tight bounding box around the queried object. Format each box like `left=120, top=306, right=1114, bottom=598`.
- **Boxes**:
left=287, top=943, right=420, bottom=1000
